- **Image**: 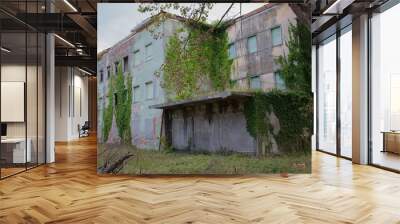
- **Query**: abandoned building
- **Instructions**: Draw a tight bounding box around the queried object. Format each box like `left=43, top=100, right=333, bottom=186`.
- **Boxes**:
left=97, top=3, right=307, bottom=152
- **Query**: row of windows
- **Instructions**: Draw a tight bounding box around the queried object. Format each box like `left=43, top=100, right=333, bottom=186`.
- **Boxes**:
left=133, top=81, right=154, bottom=102
left=228, top=26, right=282, bottom=58
left=106, top=81, right=154, bottom=107
left=232, top=72, right=285, bottom=90
left=134, top=42, right=153, bottom=66
left=99, top=42, right=154, bottom=82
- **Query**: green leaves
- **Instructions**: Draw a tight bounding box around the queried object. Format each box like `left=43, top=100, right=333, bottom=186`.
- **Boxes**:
left=276, top=22, right=311, bottom=96
left=114, top=62, right=133, bottom=144
left=244, top=90, right=312, bottom=154
left=162, top=26, right=232, bottom=100
left=102, top=76, right=114, bottom=142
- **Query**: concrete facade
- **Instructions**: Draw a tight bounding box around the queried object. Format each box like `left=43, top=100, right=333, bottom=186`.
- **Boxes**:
left=97, top=17, right=183, bottom=149
left=226, top=3, right=297, bottom=91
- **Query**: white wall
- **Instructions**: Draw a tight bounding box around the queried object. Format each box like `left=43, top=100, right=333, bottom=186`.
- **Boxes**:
left=55, top=67, right=89, bottom=141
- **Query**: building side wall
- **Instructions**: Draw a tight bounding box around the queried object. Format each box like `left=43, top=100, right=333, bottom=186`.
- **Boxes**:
left=227, top=3, right=297, bottom=91
left=97, top=19, right=183, bottom=149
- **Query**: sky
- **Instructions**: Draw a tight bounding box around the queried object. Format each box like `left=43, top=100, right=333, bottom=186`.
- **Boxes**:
left=97, top=3, right=267, bottom=53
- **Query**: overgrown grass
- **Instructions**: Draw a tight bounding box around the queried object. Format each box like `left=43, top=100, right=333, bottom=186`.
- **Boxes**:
left=98, top=144, right=311, bottom=174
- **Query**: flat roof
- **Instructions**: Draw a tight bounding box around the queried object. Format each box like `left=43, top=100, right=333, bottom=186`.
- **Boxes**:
left=150, top=91, right=253, bottom=109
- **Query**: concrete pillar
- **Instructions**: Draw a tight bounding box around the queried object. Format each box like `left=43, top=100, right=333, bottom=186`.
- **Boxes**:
left=352, top=14, right=369, bottom=164
left=46, top=1, right=55, bottom=163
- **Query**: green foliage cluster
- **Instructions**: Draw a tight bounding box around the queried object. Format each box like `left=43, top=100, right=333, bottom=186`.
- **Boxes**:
left=114, top=63, right=133, bottom=144
left=244, top=90, right=312, bottom=154
left=101, top=61, right=133, bottom=144
left=276, top=22, right=311, bottom=95
left=102, top=76, right=114, bottom=141
left=162, top=24, right=232, bottom=100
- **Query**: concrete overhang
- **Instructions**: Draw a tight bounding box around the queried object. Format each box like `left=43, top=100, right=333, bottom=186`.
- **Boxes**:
left=150, top=91, right=254, bottom=110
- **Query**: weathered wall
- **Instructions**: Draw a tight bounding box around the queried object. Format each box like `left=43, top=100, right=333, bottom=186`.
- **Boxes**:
left=97, top=18, right=184, bottom=149
left=167, top=101, right=256, bottom=154
left=226, top=3, right=297, bottom=90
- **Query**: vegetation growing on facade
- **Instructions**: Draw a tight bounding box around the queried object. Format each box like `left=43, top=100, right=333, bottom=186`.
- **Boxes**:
left=101, top=61, right=133, bottom=144
left=114, top=63, right=133, bottom=144
left=244, top=90, right=312, bottom=154
left=162, top=23, right=233, bottom=100
left=276, top=22, right=311, bottom=95
left=244, top=22, right=312, bottom=155
left=102, top=76, right=114, bottom=141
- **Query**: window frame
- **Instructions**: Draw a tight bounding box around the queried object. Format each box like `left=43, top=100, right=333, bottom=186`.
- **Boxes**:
left=249, top=75, right=261, bottom=89
left=247, top=35, right=257, bottom=54
left=228, top=42, right=236, bottom=59
left=133, top=85, right=140, bottom=102
left=271, top=25, right=283, bottom=47
left=145, top=43, right=153, bottom=61
left=123, top=56, right=129, bottom=73
left=133, top=49, right=141, bottom=67
left=145, top=81, right=154, bottom=100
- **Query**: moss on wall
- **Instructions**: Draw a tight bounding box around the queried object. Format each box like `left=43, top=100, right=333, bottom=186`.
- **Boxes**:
left=102, top=61, right=133, bottom=144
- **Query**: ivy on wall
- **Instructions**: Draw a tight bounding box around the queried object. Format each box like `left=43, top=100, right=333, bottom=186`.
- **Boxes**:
left=114, top=63, right=133, bottom=144
left=102, top=76, right=114, bottom=141
left=275, top=22, right=311, bottom=95
left=244, top=90, right=312, bottom=154
left=101, top=61, right=133, bottom=144
left=162, top=23, right=232, bottom=100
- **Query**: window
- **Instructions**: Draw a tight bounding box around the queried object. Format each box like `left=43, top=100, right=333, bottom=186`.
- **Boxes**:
left=249, top=76, right=261, bottom=89
left=107, top=66, right=111, bottom=79
left=274, top=71, right=285, bottom=90
left=114, top=61, right=119, bottom=74
left=100, top=70, right=104, bottom=82
left=370, top=4, right=400, bottom=171
left=247, top=36, right=257, bottom=53
left=114, top=93, right=118, bottom=106
left=145, top=43, right=152, bottom=61
left=133, top=85, right=140, bottom=102
left=228, top=43, right=236, bottom=58
left=134, top=49, right=140, bottom=66
left=123, top=56, right=129, bottom=73
left=317, top=35, right=337, bottom=155
left=271, top=26, right=282, bottom=46
left=145, top=81, right=154, bottom=99
left=339, top=26, right=352, bottom=158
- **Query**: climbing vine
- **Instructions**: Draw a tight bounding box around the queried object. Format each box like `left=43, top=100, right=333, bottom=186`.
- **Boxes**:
left=101, top=61, right=133, bottom=144
left=244, top=90, right=312, bottom=154
left=275, top=22, right=311, bottom=95
left=162, top=23, right=232, bottom=100
left=102, top=75, right=114, bottom=142
left=114, top=62, right=133, bottom=144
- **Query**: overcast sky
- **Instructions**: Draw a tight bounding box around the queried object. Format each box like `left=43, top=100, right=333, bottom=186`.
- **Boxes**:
left=97, top=3, right=267, bottom=53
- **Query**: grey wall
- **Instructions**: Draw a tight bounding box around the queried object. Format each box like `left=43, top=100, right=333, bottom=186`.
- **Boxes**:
left=167, top=101, right=256, bottom=154
left=227, top=3, right=297, bottom=90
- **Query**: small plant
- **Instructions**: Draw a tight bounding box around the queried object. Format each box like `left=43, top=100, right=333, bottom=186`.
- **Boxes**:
left=159, top=136, right=174, bottom=153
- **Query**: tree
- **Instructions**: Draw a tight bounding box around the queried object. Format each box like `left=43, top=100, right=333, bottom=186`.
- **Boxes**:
left=276, top=22, right=311, bottom=95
